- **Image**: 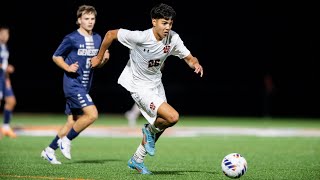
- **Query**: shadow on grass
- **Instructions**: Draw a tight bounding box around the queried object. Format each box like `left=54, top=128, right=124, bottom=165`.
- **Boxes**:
left=151, top=170, right=218, bottom=175
left=74, top=159, right=120, bottom=164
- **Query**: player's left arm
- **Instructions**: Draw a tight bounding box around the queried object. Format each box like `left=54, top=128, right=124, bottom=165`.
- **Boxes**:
left=183, top=54, right=203, bottom=77
left=6, top=64, right=15, bottom=74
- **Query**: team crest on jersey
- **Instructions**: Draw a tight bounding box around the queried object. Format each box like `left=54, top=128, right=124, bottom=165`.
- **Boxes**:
left=163, top=45, right=170, bottom=53
left=150, top=102, right=156, bottom=111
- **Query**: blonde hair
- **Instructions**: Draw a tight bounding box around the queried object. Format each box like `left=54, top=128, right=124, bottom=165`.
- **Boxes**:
left=76, top=5, right=97, bottom=25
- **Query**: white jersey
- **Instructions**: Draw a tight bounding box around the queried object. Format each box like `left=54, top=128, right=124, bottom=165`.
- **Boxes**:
left=117, top=28, right=190, bottom=92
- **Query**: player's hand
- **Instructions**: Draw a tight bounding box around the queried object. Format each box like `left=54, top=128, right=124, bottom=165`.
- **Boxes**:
left=91, top=56, right=101, bottom=68
left=6, top=64, right=15, bottom=74
left=103, top=49, right=110, bottom=61
left=194, top=63, right=203, bottom=77
left=67, top=61, right=79, bottom=73
left=95, top=50, right=110, bottom=68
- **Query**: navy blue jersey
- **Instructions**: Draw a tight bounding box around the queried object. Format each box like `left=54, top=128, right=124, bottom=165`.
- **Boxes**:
left=53, top=30, right=101, bottom=97
left=0, top=43, right=9, bottom=99
left=0, top=43, right=9, bottom=82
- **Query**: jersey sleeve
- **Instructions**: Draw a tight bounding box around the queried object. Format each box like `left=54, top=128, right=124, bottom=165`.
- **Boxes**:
left=171, top=34, right=190, bottom=59
left=117, top=28, right=144, bottom=49
left=53, top=35, right=72, bottom=58
left=0, top=45, right=9, bottom=70
left=0, top=46, right=4, bottom=64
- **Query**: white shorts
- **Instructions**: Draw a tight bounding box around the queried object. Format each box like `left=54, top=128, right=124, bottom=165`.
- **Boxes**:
left=130, top=83, right=167, bottom=124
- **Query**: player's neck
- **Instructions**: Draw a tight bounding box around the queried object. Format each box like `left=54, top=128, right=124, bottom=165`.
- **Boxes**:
left=152, top=28, right=163, bottom=41
left=77, top=28, right=92, bottom=37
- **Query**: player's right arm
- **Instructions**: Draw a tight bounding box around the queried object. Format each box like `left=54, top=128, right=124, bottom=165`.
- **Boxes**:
left=91, top=29, right=119, bottom=68
left=52, top=56, right=79, bottom=73
left=52, top=36, right=79, bottom=73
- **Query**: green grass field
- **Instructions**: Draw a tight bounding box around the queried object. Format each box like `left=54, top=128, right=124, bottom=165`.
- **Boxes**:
left=1, top=113, right=320, bottom=180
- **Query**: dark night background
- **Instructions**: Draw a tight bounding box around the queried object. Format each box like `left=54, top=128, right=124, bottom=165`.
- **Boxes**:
left=0, top=1, right=318, bottom=118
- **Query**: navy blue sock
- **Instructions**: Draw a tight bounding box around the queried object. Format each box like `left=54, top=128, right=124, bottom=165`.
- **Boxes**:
left=66, top=128, right=79, bottom=141
left=49, top=136, right=59, bottom=150
left=3, top=110, right=12, bottom=124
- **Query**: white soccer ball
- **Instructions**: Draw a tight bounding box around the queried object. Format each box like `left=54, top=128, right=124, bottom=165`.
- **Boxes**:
left=221, top=153, right=248, bottom=179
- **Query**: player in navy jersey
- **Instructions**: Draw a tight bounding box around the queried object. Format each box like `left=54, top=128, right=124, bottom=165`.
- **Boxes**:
left=41, top=5, right=109, bottom=164
left=0, top=25, right=17, bottom=139
left=91, top=3, right=203, bottom=174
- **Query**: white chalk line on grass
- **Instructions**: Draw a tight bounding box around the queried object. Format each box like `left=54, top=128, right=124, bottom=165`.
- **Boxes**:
left=14, top=126, right=320, bottom=137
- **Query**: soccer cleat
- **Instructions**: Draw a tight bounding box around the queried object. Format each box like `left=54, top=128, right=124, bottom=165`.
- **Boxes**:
left=142, top=124, right=156, bottom=156
left=1, top=127, right=17, bottom=138
left=57, top=137, right=71, bottom=160
left=127, top=157, right=152, bottom=174
left=41, top=147, right=61, bottom=164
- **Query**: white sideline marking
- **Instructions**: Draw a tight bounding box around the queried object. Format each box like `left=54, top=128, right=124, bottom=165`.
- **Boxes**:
left=14, top=126, right=320, bottom=137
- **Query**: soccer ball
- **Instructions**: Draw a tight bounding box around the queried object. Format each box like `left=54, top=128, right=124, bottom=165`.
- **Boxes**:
left=221, top=153, right=248, bottom=178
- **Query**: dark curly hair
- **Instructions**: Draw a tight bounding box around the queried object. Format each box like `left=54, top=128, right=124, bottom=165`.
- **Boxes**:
left=150, top=3, right=176, bottom=20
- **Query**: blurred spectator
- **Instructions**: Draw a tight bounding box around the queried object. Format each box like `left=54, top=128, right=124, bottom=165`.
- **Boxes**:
left=263, top=73, right=274, bottom=118
left=125, top=103, right=141, bottom=127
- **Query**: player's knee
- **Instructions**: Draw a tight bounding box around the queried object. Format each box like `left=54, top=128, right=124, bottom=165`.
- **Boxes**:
left=87, top=112, right=98, bottom=123
left=5, top=97, right=16, bottom=108
left=10, top=100, right=17, bottom=108
left=167, top=111, right=179, bottom=125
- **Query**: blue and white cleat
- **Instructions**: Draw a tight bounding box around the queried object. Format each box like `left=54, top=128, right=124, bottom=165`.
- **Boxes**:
left=41, top=147, right=61, bottom=164
left=142, top=124, right=156, bottom=156
left=57, top=137, right=71, bottom=160
left=128, top=157, right=152, bottom=174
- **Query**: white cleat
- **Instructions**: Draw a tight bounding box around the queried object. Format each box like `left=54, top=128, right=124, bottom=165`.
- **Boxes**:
left=41, top=147, right=61, bottom=164
left=57, top=137, right=71, bottom=160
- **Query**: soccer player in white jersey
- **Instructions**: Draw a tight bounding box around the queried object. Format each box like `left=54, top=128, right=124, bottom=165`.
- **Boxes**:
left=125, top=62, right=165, bottom=127
left=91, top=3, right=203, bottom=174
left=40, top=5, right=109, bottom=164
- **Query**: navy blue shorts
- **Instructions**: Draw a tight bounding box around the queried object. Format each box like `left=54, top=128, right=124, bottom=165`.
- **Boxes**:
left=5, top=86, right=15, bottom=97
left=65, top=92, right=94, bottom=115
